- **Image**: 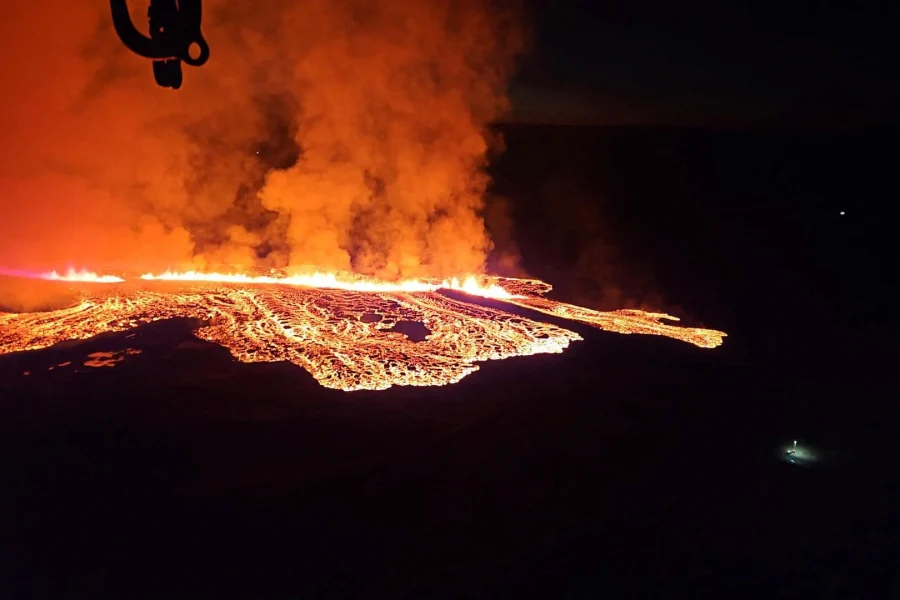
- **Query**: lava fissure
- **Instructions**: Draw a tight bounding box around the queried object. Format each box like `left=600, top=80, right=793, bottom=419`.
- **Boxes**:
left=0, top=272, right=726, bottom=391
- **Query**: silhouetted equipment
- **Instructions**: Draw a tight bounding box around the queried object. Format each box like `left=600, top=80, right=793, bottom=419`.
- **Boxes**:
left=110, top=0, right=210, bottom=89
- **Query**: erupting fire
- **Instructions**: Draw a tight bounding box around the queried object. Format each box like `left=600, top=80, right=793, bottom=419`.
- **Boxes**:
left=1, top=1, right=725, bottom=392
left=139, top=271, right=518, bottom=299
left=0, top=267, right=125, bottom=284
left=0, top=269, right=725, bottom=391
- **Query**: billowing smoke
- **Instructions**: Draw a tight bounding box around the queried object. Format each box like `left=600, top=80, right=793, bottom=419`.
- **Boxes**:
left=0, top=0, right=524, bottom=279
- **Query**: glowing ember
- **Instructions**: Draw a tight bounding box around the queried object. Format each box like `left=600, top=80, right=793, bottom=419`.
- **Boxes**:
left=0, top=271, right=726, bottom=391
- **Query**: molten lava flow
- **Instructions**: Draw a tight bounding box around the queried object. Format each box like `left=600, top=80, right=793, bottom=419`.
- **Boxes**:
left=506, top=298, right=727, bottom=349
left=0, top=271, right=726, bottom=391
left=0, top=284, right=577, bottom=391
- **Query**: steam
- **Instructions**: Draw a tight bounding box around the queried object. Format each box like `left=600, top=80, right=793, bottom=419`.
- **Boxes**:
left=0, top=0, right=524, bottom=279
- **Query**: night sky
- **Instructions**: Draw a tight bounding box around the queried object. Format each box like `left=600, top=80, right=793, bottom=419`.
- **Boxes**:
left=511, top=0, right=900, bottom=126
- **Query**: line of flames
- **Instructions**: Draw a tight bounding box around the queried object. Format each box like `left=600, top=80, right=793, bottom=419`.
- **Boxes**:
left=139, top=270, right=520, bottom=298
left=0, top=267, right=125, bottom=284
left=1, top=267, right=519, bottom=299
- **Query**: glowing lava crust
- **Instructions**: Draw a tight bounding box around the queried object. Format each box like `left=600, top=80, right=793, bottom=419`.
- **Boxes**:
left=0, top=270, right=726, bottom=391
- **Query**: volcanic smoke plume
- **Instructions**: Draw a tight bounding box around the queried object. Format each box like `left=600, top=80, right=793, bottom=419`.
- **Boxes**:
left=0, top=0, right=523, bottom=278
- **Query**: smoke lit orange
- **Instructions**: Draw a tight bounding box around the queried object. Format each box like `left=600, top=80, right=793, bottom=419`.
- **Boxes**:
left=0, top=0, right=526, bottom=282
left=0, top=270, right=725, bottom=391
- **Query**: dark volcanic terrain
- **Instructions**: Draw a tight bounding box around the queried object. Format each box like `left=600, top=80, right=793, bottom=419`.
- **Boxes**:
left=2, top=125, right=897, bottom=598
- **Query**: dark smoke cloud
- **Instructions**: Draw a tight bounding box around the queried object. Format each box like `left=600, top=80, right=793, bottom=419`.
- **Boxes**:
left=0, top=0, right=524, bottom=279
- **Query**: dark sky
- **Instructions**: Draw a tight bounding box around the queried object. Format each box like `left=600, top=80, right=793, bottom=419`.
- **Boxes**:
left=510, top=0, right=900, bottom=126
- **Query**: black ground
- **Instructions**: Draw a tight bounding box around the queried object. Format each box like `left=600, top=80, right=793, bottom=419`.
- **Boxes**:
left=2, top=125, right=897, bottom=598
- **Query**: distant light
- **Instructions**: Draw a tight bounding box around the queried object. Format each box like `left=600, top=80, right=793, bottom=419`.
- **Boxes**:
left=840, top=211, right=845, bottom=215
left=780, top=440, right=820, bottom=467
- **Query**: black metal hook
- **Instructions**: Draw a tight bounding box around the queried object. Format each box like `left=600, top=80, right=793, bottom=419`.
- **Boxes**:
left=110, top=0, right=210, bottom=89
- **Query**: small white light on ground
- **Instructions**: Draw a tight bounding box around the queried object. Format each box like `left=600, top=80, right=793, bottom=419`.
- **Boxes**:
left=840, top=211, right=845, bottom=215
left=780, top=440, right=819, bottom=467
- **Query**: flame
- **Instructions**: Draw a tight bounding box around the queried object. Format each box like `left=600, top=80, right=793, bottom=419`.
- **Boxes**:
left=139, top=270, right=519, bottom=299
left=41, top=268, right=125, bottom=284
left=0, top=269, right=726, bottom=391
left=0, top=267, right=124, bottom=283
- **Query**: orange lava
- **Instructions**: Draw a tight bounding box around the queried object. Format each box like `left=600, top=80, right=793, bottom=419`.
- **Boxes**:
left=0, top=271, right=726, bottom=391
left=506, top=298, right=727, bottom=349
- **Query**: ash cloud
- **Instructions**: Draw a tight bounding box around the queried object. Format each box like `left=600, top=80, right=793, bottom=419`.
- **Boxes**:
left=0, top=0, right=524, bottom=279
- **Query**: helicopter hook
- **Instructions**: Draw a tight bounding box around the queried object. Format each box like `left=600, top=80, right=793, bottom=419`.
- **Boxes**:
left=110, top=0, right=210, bottom=89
